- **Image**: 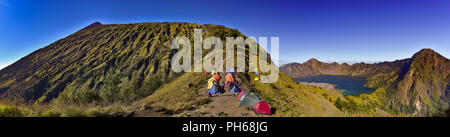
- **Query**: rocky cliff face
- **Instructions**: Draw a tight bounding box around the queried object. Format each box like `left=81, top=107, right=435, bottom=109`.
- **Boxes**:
left=394, top=49, right=449, bottom=116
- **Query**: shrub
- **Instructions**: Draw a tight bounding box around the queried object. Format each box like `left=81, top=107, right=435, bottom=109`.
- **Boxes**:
left=0, top=105, right=29, bottom=117
left=334, top=97, right=360, bottom=113
left=73, top=89, right=101, bottom=104
left=100, top=71, right=121, bottom=103
left=446, top=108, right=450, bottom=117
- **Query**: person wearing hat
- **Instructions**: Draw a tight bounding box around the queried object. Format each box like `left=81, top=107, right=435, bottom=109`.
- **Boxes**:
left=254, top=68, right=260, bottom=81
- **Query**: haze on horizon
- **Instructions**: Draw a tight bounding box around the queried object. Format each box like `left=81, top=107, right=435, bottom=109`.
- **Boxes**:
left=1, top=0, right=449, bottom=69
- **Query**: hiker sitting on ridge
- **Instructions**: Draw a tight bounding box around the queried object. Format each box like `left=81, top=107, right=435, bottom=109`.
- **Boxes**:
left=206, top=71, right=222, bottom=97
left=225, top=69, right=235, bottom=88
left=225, top=69, right=241, bottom=96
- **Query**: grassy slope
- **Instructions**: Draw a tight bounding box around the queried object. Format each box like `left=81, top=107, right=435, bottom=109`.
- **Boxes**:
left=246, top=72, right=345, bottom=116
left=138, top=69, right=391, bottom=117
left=138, top=72, right=210, bottom=112
left=0, top=102, right=113, bottom=117
left=280, top=49, right=449, bottom=116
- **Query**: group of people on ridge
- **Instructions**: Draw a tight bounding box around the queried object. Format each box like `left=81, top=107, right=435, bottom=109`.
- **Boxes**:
left=205, top=68, right=261, bottom=97
left=206, top=69, right=240, bottom=97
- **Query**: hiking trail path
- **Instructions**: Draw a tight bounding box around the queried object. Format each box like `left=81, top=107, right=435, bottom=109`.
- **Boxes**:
left=195, top=93, right=257, bottom=117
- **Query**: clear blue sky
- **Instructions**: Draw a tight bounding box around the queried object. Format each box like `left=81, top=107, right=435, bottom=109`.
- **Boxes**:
left=1, top=0, right=449, bottom=69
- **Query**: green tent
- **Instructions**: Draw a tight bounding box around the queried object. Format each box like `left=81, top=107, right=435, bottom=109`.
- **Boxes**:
left=239, top=93, right=261, bottom=107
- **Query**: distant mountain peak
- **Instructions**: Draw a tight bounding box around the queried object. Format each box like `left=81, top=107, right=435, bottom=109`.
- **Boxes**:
left=80, top=22, right=102, bottom=31
left=414, top=48, right=436, bottom=55
left=89, top=21, right=102, bottom=26
left=306, top=58, right=320, bottom=63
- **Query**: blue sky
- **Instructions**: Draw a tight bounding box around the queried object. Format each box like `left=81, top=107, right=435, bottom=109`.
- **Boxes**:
left=0, top=0, right=449, bottom=69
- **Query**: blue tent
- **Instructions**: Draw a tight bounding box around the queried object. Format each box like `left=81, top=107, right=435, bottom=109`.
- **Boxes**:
left=230, top=84, right=241, bottom=94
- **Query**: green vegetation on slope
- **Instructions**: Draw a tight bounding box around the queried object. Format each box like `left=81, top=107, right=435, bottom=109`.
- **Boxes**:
left=139, top=72, right=210, bottom=113
left=0, top=102, right=115, bottom=117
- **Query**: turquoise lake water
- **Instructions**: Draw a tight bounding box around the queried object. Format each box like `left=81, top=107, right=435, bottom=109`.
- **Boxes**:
left=294, top=75, right=374, bottom=96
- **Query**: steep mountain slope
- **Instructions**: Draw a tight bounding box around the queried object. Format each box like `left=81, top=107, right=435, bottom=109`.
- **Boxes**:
left=0, top=22, right=244, bottom=104
left=384, top=49, right=449, bottom=116
left=280, top=49, right=450, bottom=116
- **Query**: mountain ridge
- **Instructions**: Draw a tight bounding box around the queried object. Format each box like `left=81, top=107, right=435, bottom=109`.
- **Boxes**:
left=280, top=48, right=449, bottom=116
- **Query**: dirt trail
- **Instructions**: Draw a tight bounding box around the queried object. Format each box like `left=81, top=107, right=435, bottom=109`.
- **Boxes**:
left=198, top=93, right=256, bottom=117
left=197, top=73, right=256, bottom=117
